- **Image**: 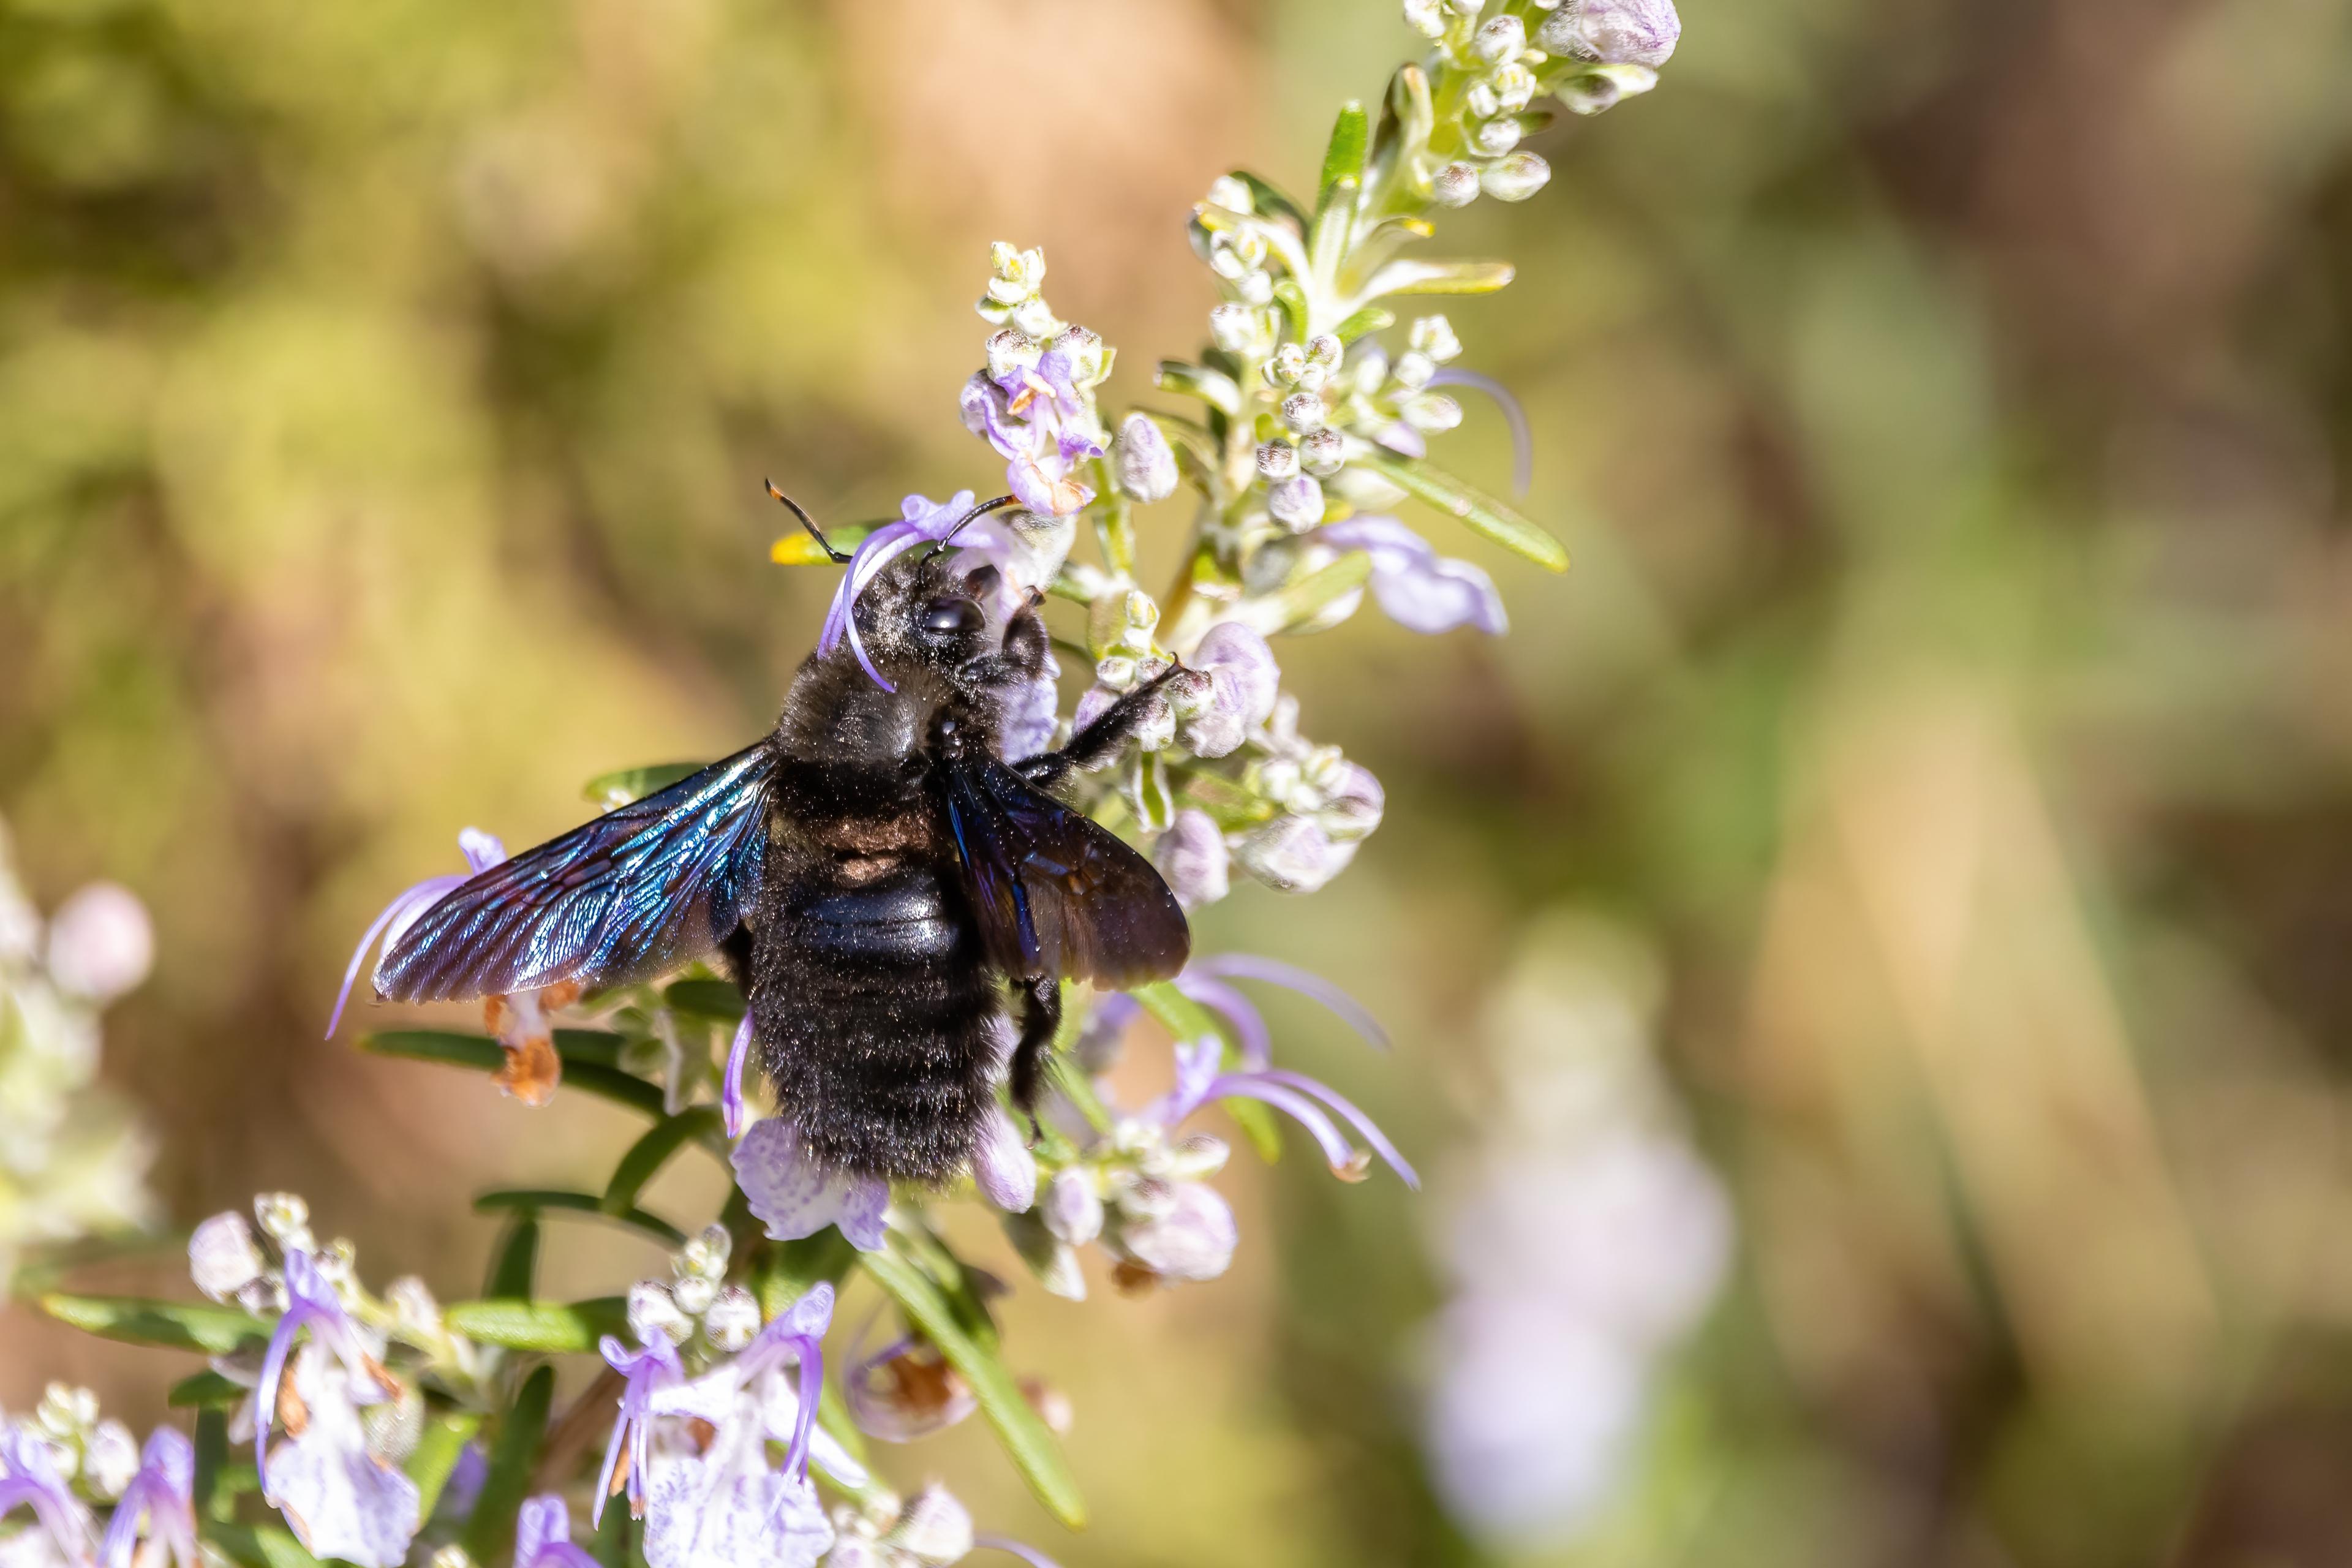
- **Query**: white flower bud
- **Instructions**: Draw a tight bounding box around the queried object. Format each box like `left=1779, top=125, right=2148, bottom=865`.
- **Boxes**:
left=1267, top=475, right=1327, bottom=532
left=86, top=1420, right=138, bottom=1499
left=1010, top=296, right=1060, bottom=337
left=1256, top=440, right=1299, bottom=481
left=253, top=1193, right=311, bottom=1250
left=1205, top=174, right=1252, bottom=213
left=678, top=1223, right=731, bottom=1280
left=1115, top=413, right=1180, bottom=503
left=1042, top=1167, right=1105, bottom=1246
left=1317, top=761, right=1387, bottom=843
left=1154, top=812, right=1231, bottom=910
left=1393, top=349, right=1437, bottom=390
left=1491, top=61, right=1539, bottom=111
left=1402, top=0, right=1446, bottom=38
left=982, top=330, right=1034, bottom=383
left=1168, top=1133, right=1231, bottom=1180
left=39, top=1384, right=98, bottom=1439
left=1431, top=161, right=1481, bottom=208
left=1466, top=81, right=1500, bottom=120
left=1446, top=0, right=1483, bottom=15
left=1234, top=814, right=1359, bottom=894
left=1559, top=61, right=1659, bottom=114
left=1473, top=116, right=1521, bottom=156
left=1482, top=150, right=1552, bottom=201
left=190, top=1211, right=266, bottom=1303
left=1280, top=391, right=1327, bottom=432
left=1410, top=315, right=1463, bottom=363
left=1112, top=1182, right=1237, bottom=1283
left=627, top=1280, right=692, bottom=1346
left=1209, top=303, right=1265, bottom=355
left=974, top=1105, right=1038, bottom=1213
left=43, top=883, right=151, bottom=1003
left=704, top=1286, right=760, bottom=1352
left=1268, top=341, right=1306, bottom=385
left=1402, top=392, right=1464, bottom=432
left=1237, top=270, right=1275, bottom=307
left=431, top=1546, right=475, bottom=1568
left=386, top=1276, right=442, bottom=1338
left=1537, top=0, right=1680, bottom=66
left=1286, top=432, right=1339, bottom=481
left=1350, top=345, right=1390, bottom=393
left=1095, top=654, right=1137, bottom=692
left=1054, top=325, right=1107, bottom=385
left=1306, top=334, right=1344, bottom=373
left=1473, top=13, right=1526, bottom=59
left=670, top=1272, right=718, bottom=1317
left=891, top=1486, right=974, bottom=1568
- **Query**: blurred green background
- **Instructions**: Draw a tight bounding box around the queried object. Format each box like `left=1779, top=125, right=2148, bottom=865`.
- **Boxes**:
left=7, top=0, right=2352, bottom=1563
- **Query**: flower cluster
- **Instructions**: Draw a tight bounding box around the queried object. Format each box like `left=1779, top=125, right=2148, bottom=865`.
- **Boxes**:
left=0, top=1385, right=196, bottom=1568
left=0, top=818, right=156, bottom=1289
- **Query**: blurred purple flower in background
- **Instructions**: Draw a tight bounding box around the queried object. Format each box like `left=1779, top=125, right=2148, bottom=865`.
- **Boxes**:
left=100, top=1430, right=197, bottom=1568
left=1422, top=924, right=1731, bottom=1546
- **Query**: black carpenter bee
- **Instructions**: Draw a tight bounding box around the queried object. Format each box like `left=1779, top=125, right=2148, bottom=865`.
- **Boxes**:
left=371, top=490, right=1189, bottom=1183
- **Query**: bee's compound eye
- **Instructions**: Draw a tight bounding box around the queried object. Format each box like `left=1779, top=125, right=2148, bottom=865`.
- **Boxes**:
left=920, top=597, right=985, bottom=637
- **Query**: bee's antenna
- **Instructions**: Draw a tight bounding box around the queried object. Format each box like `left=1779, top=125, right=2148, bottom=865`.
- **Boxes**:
left=766, top=479, right=850, bottom=564
left=924, top=494, right=1020, bottom=560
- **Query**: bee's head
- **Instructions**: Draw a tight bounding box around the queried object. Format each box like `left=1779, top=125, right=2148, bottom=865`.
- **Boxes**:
left=838, top=546, right=1052, bottom=703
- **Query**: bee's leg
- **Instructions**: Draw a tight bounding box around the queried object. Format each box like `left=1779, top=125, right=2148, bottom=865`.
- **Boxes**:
left=1016, top=663, right=1184, bottom=793
left=1009, top=975, right=1060, bottom=1140
left=717, top=925, right=756, bottom=990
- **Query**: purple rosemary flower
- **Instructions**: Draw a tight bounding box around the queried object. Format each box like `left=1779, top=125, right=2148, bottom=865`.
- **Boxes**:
left=1172, top=623, right=1280, bottom=758
left=254, top=1250, right=418, bottom=1568
left=592, top=1333, right=682, bottom=1526
left=826, top=1483, right=1057, bottom=1568
left=1425, top=369, right=1532, bottom=497
left=1152, top=1036, right=1416, bottom=1188
left=722, top=1011, right=755, bottom=1139
left=326, top=827, right=503, bottom=1038
left=100, top=1430, right=196, bottom=1568
left=971, top=1105, right=1036, bottom=1213
left=1537, top=0, right=1681, bottom=67
left=0, top=1428, right=96, bottom=1568
left=1112, top=413, right=1177, bottom=504
left=1231, top=815, right=1355, bottom=894
left=1152, top=810, right=1229, bottom=909
left=1102, top=1176, right=1237, bottom=1286
left=731, top=1118, right=888, bottom=1253
left=1315, top=516, right=1506, bottom=637
left=638, top=1286, right=854, bottom=1568
left=959, top=347, right=1102, bottom=519
left=513, top=1496, right=600, bottom=1568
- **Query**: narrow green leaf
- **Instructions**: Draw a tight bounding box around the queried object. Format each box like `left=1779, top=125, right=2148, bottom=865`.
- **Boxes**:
left=1270, top=279, right=1311, bottom=347
left=40, top=1294, right=262, bottom=1354
left=771, top=520, right=883, bottom=567
left=603, top=1109, right=725, bottom=1214
left=194, top=1409, right=230, bottom=1523
left=1317, top=100, right=1369, bottom=208
left=581, top=761, right=706, bottom=810
left=464, top=1366, right=554, bottom=1565
left=444, top=1296, right=630, bottom=1353
left=861, top=1246, right=1086, bottom=1529
left=1357, top=258, right=1516, bottom=298
left=168, top=1370, right=247, bottom=1408
left=662, top=978, right=745, bottom=1022
left=1332, top=305, right=1395, bottom=344
left=361, top=1031, right=667, bottom=1119
left=1153, top=360, right=1242, bottom=416
left=484, top=1215, right=540, bottom=1300
left=1227, top=170, right=1306, bottom=231
left=205, top=1525, right=322, bottom=1568
left=474, top=1189, right=687, bottom=1246
left=1131, top=984, right=1281, bottom=1162
left=1262, top=549, right=1373, bottom=635
left=1355, top=452, right=1569, bottom=571
left=1368, top=64, right=1435, bottom=194
left=409, top=1411, right=483, bottom=1520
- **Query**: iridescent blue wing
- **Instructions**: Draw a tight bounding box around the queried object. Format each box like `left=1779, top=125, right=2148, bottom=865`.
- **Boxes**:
left=375, top=745, right=775, bottom=1002
left=941, top=756, right=1189, bottom=988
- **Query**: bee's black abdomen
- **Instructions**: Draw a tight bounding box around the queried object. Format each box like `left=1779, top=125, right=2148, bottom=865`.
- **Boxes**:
left=750, top=859, right=1002, bottom=1183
